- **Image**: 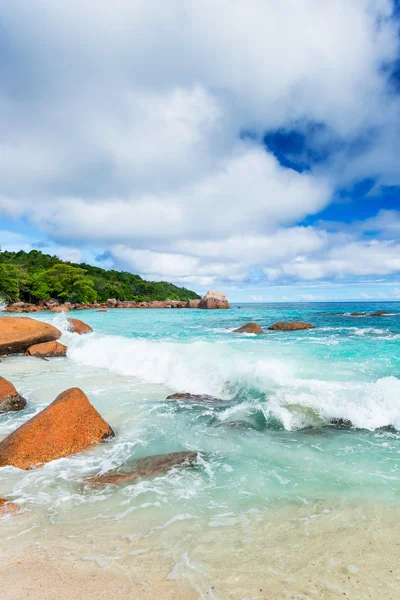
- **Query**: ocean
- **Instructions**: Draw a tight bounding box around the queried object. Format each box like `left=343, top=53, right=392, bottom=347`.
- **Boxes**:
left=1, top=303, right=400, bottom=599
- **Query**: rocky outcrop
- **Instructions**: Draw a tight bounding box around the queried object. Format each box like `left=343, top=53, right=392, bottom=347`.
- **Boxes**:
left=166, top=393, right=223, bottom=405
left=0, top=499, right=20, bottom=515
left=268, top=322, right=315, bottom=331
left=371, top=311, right=390, bottom=317
left=5, top=303, right=44, bottom=313
left=0, top=377, right=27, bottom=413
left=0, top=388, right=114, bottom=470
left=198, top=290, right=230, bottom=309
left=0, top=317, right=62, bottom=355
left=233, top=322, right=263, bottom=334
left=88, top=451, right=198, bottom=486
left=24, top=341, right=67, bottom=358
left=67, top=318, right=93, bottom=335
left=50, top=305, right=70, bottom=313
left=185, top=299, right=201, bottom=308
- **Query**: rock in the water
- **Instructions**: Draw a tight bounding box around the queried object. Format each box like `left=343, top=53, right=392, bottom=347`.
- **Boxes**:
left=0, top=377, right=26, bottom=413
left=350, top=312, right=365, bottom=316
left=88, top=451, right=198, bottom=485
left=0, top=387, right=114, bottom=470
left=5, top=303, right=43, bottom=314
left=67, top=318, right=93, bottom=335
left=330, top=418, right=353, bottom=427
left=185, top=299, right=201, bottom=308
left=166, top=392, right=223, bottom=404
left=96, top=309, right=107, bottom=312
left=0, top=499, right=20, bottom=515
left=371, top=311, right=390, bottom=317
left=24, top=341, right=67, bottom=358
left=268, top=322, right=315, bottom=331
left=50, top=305, right=70, bottom=313
left=198, top=290, right=230, bottom=309
left=0, top=317, right=61, bottom=356
left=233, top=322, right=263, bottom=334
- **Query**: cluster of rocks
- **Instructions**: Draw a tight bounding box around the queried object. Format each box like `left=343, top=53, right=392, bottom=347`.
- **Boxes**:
left=0, top=315, right=199, bottom=510
left=349, top=310, right=391, bottom=317
left=4, top=290, right=230, bottom=313
left=233, top=321, right=315, bottom=334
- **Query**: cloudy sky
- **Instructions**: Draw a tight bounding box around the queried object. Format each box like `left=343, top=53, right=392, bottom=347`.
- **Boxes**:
left=1, top=0, right=400, bottom=301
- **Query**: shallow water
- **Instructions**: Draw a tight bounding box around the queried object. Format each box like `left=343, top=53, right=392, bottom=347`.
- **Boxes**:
left=1, top=302, right=400, bottom=598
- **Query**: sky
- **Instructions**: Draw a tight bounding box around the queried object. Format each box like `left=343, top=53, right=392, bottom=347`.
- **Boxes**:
left=1, top=0, right=400, bottom=302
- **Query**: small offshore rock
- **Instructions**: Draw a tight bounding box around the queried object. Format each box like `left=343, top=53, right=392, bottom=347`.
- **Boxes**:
left=330, top=418, right=353, bottom=427
left=67, top=318, right=93, bottom=334
left=350, top=312, right=365, bottom=316
left=0, top=376, right=27, bottom=413
left=198, top=290, right=230, bottom=309
left=25, top=341, right=67, bottom=358
left=233, top=322, right=263, bottom=334
left=0, top=316, right=61, bottom=355
left=371, top=311, right=390, bottom=317
left=268, top=322, right=315, bottom=331
left=166, top=392, right=223, bottom=404
left=0, top=387, right=114, bottom=470
left=96, top=309, right=107, bottom=312
left=88, top=451, right=198, bottom=486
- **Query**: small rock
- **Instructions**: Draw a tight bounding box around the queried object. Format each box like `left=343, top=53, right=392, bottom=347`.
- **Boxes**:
left=371, top=311, right=390, bottom=317
left=25, top=341, right=67, bottom=358
left=67, top=318, right=93, bottom=335
left=0, top=387, right=114, bottom=470
left=166, top=393, right=224, bottom=404
left=0, top=376, right=27, bottom=413
left=50, top=305, right=70, bottom=313
left=96, top=309, right=107, bottom=312
left=88, top=451, right=198, bottom=486
left=350, top=312, right=365, bottom=316
left=0, top=499, right=20, bottom=515
left=233, top=322, right=263, bottom=334
left=330, top=418, right=353, bottom=427
left=268, top=322, right=315, bottom=331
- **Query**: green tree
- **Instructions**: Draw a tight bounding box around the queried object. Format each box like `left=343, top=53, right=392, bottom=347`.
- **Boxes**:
left=0, top=264, right=29, bottom=302
left=43, top=264, right=97, bottom=303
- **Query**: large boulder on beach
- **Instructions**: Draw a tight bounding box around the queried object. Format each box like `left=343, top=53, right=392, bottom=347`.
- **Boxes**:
left=0, top=317, right=61, bottom=356
left=198, top=290, right=230, bottom=309
left=268, top=322, right=315, bottom=331
left=0, top=377, right=26, bottom=413
left=24, top=341, right=67, bottom=358
left=233, top=322, right=263, bottom=334
left=0, top=388, right=114, bottom=470
left=88, top=451, right=198, bottom=486
left=67, top=318, right=93, bottom=335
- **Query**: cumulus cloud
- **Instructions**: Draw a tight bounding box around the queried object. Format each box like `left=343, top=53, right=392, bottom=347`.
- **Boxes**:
left=0, top=1, right=399, bottom=292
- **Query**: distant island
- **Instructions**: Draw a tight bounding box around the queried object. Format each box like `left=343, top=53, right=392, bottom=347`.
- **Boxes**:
left=0, top=249, right=200, bottom=305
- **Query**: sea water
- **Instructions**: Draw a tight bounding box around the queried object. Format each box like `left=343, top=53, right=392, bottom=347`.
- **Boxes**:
left=1, top=303, right=400, bottom=598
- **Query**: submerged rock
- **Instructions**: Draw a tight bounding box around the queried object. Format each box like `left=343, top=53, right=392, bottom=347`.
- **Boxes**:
left=96, top=309, right=107, bottom=312
left=0, top=376, right=27, bottom=413
left=350, top=312, right=365, bottom=316
left=0, top=499, right=20, bottom=515
left=371, top=311, right=390, bottom=317
left=233, top=322, right=263, bottom=334
left=88, top=451, right=198, bottom=486
left=67, top=318, right=93, bottom=335
left=0, top=317, right=61, bottom=355
left=268, top=322, right=315, bottom=331
left=24, top=341, right=67, bottom=358
left=198, top=290, right=230, bottom=309
left=166, top=392, right=224, bottom=404
left=0, top=387, right=114, bottom=470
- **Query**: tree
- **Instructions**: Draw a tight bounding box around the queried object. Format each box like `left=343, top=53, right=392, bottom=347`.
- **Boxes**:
left=43, top=264, right=97, bottom=303
left=0, top=264, right=29, bottom=302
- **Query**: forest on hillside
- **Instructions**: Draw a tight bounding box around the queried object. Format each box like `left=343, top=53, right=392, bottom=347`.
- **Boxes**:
left=0, top=250, right=200, bottom=304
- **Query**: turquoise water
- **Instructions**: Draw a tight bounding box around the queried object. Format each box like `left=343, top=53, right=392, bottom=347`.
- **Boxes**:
left=1, top=302, right=400, bottom=510
left=1, top=303, right=400, bottom=597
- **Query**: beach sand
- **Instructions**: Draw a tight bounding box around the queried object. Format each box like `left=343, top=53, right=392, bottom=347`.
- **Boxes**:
left=1, top=500, right=399, bottom=599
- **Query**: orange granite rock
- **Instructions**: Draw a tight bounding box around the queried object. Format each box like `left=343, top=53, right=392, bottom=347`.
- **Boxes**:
left=24, top=341, right=67, bottom=358
left=0, top=388, right=114, bottom=470
left=0, top=376, right=26, bottom=412
left=0, top=317, right=61, bottom=355
left=67, top=318, right=93, bottom=334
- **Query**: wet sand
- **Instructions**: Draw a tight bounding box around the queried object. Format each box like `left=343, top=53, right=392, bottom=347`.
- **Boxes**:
left=1, top=500, right=399, bottom=600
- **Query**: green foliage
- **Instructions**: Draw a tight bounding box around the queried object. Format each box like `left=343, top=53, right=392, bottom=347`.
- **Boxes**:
left=0, top=249, right=200, bottom=304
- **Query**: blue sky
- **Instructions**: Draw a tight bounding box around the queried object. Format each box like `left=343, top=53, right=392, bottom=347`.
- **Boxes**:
left=1, top=1, right=400, bottom=302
